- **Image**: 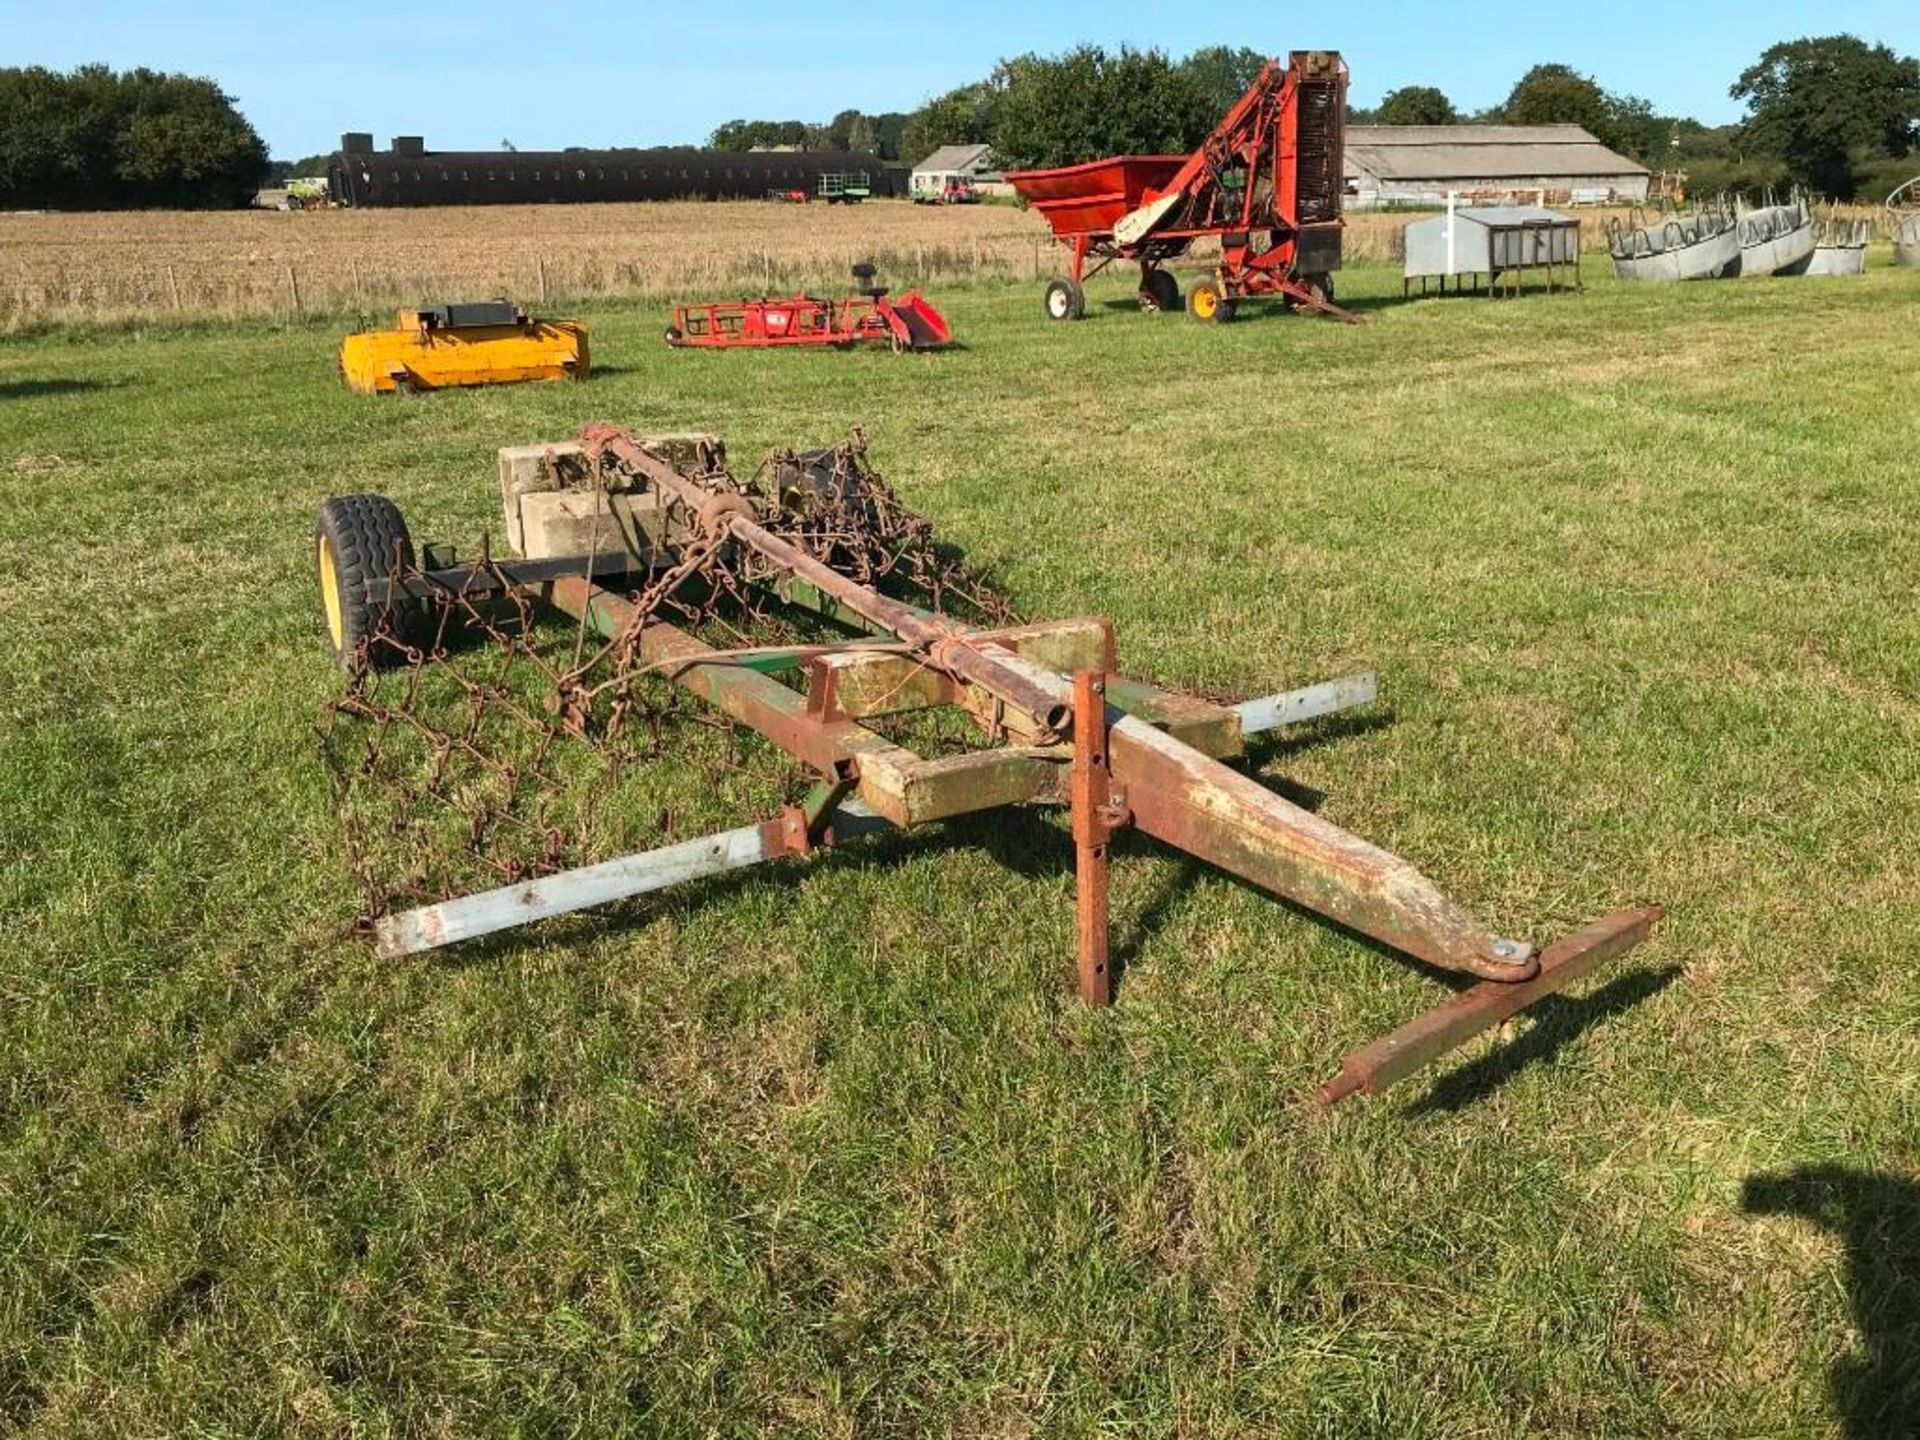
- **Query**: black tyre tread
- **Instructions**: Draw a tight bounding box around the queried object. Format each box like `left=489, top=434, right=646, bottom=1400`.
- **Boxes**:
left=1141, top=269, right=1180, bottom=313
left=317, top=493, right=418, bottom=668
left=1043, top=277, right=1085, bottom=321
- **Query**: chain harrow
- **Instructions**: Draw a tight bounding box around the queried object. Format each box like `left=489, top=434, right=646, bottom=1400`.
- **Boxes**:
left=318, top=432, right=1018, bottom=931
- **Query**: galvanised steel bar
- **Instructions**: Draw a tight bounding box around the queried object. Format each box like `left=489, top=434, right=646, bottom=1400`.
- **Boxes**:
left=1316, top=905, right=1664, bottom=1104
left=1233, top=674, right=1378, bottom=735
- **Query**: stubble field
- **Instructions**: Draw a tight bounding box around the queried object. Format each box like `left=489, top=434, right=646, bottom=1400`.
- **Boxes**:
left=0, top=197, right=1660, bottom=327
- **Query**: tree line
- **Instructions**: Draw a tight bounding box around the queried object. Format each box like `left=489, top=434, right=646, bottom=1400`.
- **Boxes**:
left=709, top=111, right=910, bottom=160
left=0, top=65, right=267, bottom=209
left=5, top=38, right=1915, bottom=210
left=711, top=35, right=1920, bottom=201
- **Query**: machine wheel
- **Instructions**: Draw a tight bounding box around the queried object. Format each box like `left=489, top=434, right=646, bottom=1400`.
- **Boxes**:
left=664, top=324, right=684, bottom=345
left=315, top=493, right=422, bottom=672
left=1186, top=279, right=1233, bottom=324
left=1139, top=269, right=1181, bottom=313
left=1043, top=277, right=1085, bottom=322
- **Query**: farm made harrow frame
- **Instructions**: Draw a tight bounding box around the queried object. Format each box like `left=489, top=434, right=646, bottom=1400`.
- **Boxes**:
left=315, top=424, right=1661, bottom=1103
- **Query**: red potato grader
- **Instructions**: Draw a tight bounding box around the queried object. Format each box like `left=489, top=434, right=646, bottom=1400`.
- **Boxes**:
left=1009, top=51, right=1356, bottom=324
left=665, top=263, right=951, bottom=352
left=314, top=425, right=1662, bottom=1104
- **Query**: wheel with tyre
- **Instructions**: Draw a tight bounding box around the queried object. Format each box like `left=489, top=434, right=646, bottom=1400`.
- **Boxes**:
left=664, top=324, right=684, bottom=345
left=1043, top=277, right=1085, bottom=322
left=1138, top=268, right=1180, bottom=313
left=315, top=493, right=423, bottom=672
left=1186, top=279, right=1233, bottom=324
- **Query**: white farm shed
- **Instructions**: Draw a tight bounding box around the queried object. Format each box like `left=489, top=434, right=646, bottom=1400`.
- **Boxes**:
left=910, top=144, right=1003, bottom=198
left=1345, top=125, right=1649, bottom=207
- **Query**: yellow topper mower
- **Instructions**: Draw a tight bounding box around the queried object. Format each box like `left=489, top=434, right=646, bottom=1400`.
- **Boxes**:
left=339, top=300, right=589, bottom=394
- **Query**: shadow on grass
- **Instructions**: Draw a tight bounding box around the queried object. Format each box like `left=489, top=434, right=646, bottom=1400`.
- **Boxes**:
left=1743, top=1165, right=1920, bottom=1438
left=1401, top=965, right=1681, bottom=1115
left=0, top=377, right=111, bottom=399
left=1083, top=290, right=1415, bottom=323
left=1244, top=707, right=1397, bottom=766
left=401, top=689, right=1660, bottom=1109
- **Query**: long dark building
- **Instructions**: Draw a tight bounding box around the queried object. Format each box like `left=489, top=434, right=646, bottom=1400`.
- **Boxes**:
left=327, top=133, right=901, bottom=207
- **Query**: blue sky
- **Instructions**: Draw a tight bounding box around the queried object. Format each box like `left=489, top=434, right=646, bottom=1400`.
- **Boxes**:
left=7, top=2, right=1916, bottom=157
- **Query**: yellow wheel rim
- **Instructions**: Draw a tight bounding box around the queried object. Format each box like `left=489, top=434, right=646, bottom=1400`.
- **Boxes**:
left=1193, top=287, right=1218, bottom=319
left=318, top=534, right=345, bottom=650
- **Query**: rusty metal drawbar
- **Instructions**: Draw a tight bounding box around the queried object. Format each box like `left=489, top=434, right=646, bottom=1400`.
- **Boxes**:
left=316, top=425, right=1662, bottom=1103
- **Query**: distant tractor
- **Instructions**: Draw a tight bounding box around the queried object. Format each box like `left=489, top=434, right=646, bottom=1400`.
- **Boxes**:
left=280, top=177, right=331, bottom=211
left=817, top=171, right=871, bottom=204
left=913, top=176, right=979, bottom=206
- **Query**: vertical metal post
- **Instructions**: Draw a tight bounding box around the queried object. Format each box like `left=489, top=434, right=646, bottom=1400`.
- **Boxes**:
left=1072, top=669, right=1113, bottom=1007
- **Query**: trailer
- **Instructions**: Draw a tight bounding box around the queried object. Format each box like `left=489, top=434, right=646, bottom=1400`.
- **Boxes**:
left=664, top=264, right=951, bottom=352
left=817, top=171, right=871, bottom=204
left=312, top=424, right=1663, bottom=1105
left=1008, top=52, right=1356, bottom=324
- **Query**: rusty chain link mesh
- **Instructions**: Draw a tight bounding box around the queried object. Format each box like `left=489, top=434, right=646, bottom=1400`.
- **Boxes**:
left=318, top=433, right=1018, bottom=932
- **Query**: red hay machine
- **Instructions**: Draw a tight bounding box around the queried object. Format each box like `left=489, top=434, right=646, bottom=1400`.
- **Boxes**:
left=665, top=264, right=952, bottom=352
left=1008, top=51, right=1356, bottom=324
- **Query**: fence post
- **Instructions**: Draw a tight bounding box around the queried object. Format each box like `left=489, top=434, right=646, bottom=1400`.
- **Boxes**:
left=351, top=258, right=363, bottom=302
left=537, top=254, right=549, bottom=303
left=285, top=264, right=302, bottom=314
left=167, top=266, right=182, bottom=312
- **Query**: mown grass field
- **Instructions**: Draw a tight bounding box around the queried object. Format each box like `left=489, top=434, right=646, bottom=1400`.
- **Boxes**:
left=2, top=256, right=1917, bottom=1437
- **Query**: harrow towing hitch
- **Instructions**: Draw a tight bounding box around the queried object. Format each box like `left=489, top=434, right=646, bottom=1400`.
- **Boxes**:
left=323, top=424, right=1662, bottom=1104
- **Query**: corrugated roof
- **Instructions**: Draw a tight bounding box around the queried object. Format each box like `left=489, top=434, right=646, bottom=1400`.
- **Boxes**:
left=1346, top=124, right=1648, bottom=181
left=1432, top=205, right=1579, bottom=225
left=913, top=143, right=994, bottom=174
left=1348, top=123, right=1598, bottom=146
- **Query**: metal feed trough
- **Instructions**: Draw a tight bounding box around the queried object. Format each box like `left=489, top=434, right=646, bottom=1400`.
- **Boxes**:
left=1731, top=191, right=1816, bottom=278
left=1888, top=176, right=1920, bottom=268
left=1803, top=218, right=1872, bottom=278
left=314, top=425, right=1661, bottom=1104
left=1403, top=203, right=1582, bottom=298
left=1608, top=198, right=1740, bottom=282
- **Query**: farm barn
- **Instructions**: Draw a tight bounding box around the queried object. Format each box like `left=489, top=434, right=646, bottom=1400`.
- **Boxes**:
left=1344, top=124, right=1650, bottom=206
left=327, top=134, right=902, bottom=207
left=910, top=143, right=1006, bottom=200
